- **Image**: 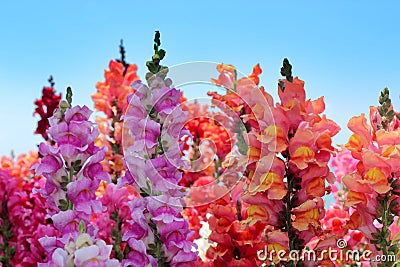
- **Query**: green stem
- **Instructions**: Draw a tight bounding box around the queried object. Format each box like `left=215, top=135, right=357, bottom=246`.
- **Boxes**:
left=67, top=168, right=74, bottom=210
left=111, top=99, right=121, bottom=155
left=381, top=195, right=390, bottom=257
left=191, top=137, right=200, bottom=173
left=232, top=69, right=237, bottom=92
left=236, top=200, right=242, bottom=221
left=378, top=193, right=396, bottom=267
left=280, top=135, right=304, bottom=266
left=214, top=157, right=222, bottom=178
left=372, top=185, right=397, bottom=267
left=285, top=170, right=295, bottom=251
left=111, top=212, right=124, bottom=261
left=110, top=101, right=122, bottom=184
left=147, top=220, right=170, bottom=266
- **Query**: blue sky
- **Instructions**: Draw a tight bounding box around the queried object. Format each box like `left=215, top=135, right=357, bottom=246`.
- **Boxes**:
left=0, top=1, right=399, bottom=157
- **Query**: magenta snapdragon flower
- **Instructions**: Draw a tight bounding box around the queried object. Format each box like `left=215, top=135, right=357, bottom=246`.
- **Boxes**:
left=121, top=68, right=198, bottom=265
left=35, top=97, right=115, bottom=265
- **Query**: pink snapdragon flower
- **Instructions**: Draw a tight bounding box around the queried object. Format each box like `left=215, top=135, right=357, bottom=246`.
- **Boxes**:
left=152, top=86, right=181, bottom=120
left=35, top=103, right=114, bottom=264
left=121, top=69, right=197, bottom=264
left=122, top=198, right=154, bottom=244
left=39, top=233, right=119, bottom=267
left=122, top=239, right=157, bottom=267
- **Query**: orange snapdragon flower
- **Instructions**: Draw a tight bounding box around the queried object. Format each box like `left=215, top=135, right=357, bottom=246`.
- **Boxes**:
left=1, top=151, right=38, bottom=187
left=92, top=59, right=140, bottom=181
left=92, top=60, right=139, bottom=118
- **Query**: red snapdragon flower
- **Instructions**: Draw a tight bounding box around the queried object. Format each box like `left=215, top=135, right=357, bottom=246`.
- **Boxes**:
left=33, top=82, right=61, bottom=141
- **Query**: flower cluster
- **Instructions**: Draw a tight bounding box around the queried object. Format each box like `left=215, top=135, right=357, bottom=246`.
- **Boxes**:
left=202, top=183, right=269, bottom=266
left=94, top=182, right=139, bottom=262
left=179, top=100, right=234, bottom=187
left=33, top=76, right=62, bottom=141
left=205, top=60, right=341, bottom=266
left=0, top=152, right=54, bottom=267
left=326, top=149, right=364, bottom=242
left=92, top=43, right=140, bottom=181
left=342, top=88, right=400, bottom=265
left=1, top=151, right=38, bottom=188
left=329, top=148, right=358, bottom=202
left=34, top=90, right=116, bottom=265
left=118, top=32, right=197, bottom=266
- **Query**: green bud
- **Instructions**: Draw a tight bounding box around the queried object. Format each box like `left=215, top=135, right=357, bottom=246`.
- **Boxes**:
left=66, top=87, right=73, bottom=105
left=59, top=100, right=70, bottom=109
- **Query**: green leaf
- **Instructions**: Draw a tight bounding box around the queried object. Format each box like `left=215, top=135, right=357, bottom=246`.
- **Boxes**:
left=371, top=231, right=382, bottom=239
left=278, top=80, right=286, bottom=93
left=387, top=109, right=395, bottom=122
left=392, top=232, right=400, bottom=243
left=389, top=244, right=399, bottom=254
left=73, top=160, right=82, bottom=167
left=383, top=230, right=390, bottom=239
left=152, top=54, right=160, bottom=61
left=58, top=204, right=68, bottom=211
left=146, top=61, right=155, bottom=72
left=158, top=49, right=166, bottom=60
left=78, top=220, right=86, bottom=233
left=58, top=199, right=69, bottom=211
